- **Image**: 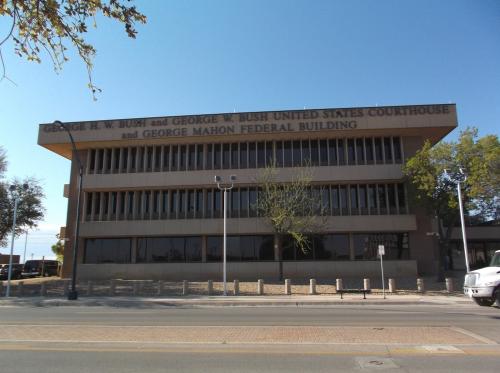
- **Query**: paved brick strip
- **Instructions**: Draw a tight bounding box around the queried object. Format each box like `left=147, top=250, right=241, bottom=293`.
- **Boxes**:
left=0, top=325, right=486, bottom=345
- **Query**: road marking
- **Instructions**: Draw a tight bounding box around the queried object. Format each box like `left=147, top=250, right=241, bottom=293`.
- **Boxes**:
left=451, top=327, right=498, bottom=345
left=421, top=345, right=464, bottom=354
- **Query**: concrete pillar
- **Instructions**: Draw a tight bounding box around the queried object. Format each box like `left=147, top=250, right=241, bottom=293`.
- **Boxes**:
left=388, top=278, right=396, bottom=293
left=182, top=280, right=189, bottom=296
left=109, top=280, right=116, bottom=296
left=285, top=279, right=291, bottom=295
left=157, top=280, right=164, bottom=296
left=257, top=279, right=264, bottom=295
left=40, top=283, right=47, bottom=297
left=336, top=278, right=343, bottom=292
left=309, top=279, right=316, bottom=295
left=417, top=278, right=425, bottom=293
left=86, top=281, right=93, bottom=296
left=18, top=281, right=24, bottom=297
left=207, top=280, right=213, bottom=295
left=445, top=278, right=454, bottom=293
left=233, top=280, right=239, bottom=296
left=63, top=280, right=69, bottom=296
left=363, top=278, right=371, bottom=291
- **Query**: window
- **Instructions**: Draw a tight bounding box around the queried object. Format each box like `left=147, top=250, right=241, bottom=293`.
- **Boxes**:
left=292, top=140, right=301, bottom=166
left=339, top=185, right=348, bottom=215
left=378, top=184, right=387, bottom=214
left=359, top=185, right=368, bottom=215
left=301, top=139, right=311, bottom=165
left=265, top=141, right=273, bottom=167
left=207, top=236, right=222, bottom=261
left=331, top=186, right=340, bottom=215
left=248, top=142, right=257, bottom=168
left=240, top=143, right=248, bottom=169
left=230, top=189, right=239, bottom=218
left=350, top=185, right=358, bottom=214
left=240, top=188, right=249, bottom=217
left=374, top=138, right=383, bottom=163
left=196, top=144, right=204, bottom=170
left=397, top=183, right=407, bottom=214
left=384, top=137, right=393, bottom=163
left=393, top=137, right=402, bottom=163
left=231, top=143, right=239, bottom=169
left=257, top=142, right=266, bottom=168
left=206, top=144, right=213, bottom=170
left=338, top=139, right=346, bottom=165
left=188, top=145, right=196, bottom=170
left=222, top=143, right=230, bottom=169
left=364, top=138, right=373, bottom=164
left=328, top=139, right=337, bottom=166
left=319, top=140, right=328, bottom=166
left=171, top=145, right=179, bottom=171
left=214, top=143, right=222, bottom=170
left=310, top=139, right=319, bottom=166
left=84, top=238, right=131, bottom=263
left=275, top=141, right=284, bottom=167
left=283, top=141, right=293, bottom=167
left=136, top=237, right=201, bottom=263
left=356, top=138, right=364, bottom=165
left=162, top=146, right=170, bottom=171
left=353, top=233, right=409, bottom=260
left=347, top=139, right=355, bottom=165
left=315, top=234, right=350, bottom=260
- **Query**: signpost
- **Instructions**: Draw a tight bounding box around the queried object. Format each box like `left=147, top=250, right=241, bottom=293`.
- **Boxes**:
left=378, top=245, right=386, bottom=299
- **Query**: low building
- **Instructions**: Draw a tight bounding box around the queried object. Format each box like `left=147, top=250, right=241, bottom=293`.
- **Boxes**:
left=38, top=104, right=459, bottom=280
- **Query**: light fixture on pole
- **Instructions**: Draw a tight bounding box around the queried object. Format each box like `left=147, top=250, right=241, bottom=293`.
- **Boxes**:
left=55, top=120, right=83, bottom=300
left=6, top=183, right=29, bottom=297
left=214, top=174, right=236, bottom=296
left=444, top=168, right=470, bottom=273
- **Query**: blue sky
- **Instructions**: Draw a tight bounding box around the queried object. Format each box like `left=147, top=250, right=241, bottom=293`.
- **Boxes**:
left=0, top=0, right=499, bottom=259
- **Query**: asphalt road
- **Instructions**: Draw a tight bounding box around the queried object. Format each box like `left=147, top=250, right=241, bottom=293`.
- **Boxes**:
left=0, top=303, right=498, bottom=372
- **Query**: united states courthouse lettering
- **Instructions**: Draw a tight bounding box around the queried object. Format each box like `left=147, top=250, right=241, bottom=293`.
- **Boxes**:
left=38, top=104, right=457, bottom=280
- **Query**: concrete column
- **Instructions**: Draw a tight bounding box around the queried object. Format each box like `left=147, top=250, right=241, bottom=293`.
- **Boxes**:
left=86, top=281, right=93, bottom=296
left=109, top=280, right=116, bottom=296
left=257, top=279, right=264, bottom=295
left=157, top=281, right=164, bottom=296
left=388, top=278, right=396, bottom=293
left=207, top=280, right=213, bottom=295
left=363, top=278, right=371, bottom=291
left=309, top=279, right=316, bottom=295
left=18, top=281, right=24, bottom=297
left=40, top=283, right=47, bottom=297
left=445, top=278, right=454, bottom=293
left=336, top=278, right=343, bottom=291
left=285, top=279, right=291, bottom=295
left=182, top=280, right=189, bottom=295
left=233, top=280, right=239, bottom=296
left=110, top=148, right=116, bottom=173
left=63, top=280, right=69, bottom=296
left=417, top=278, right=425, bottom=293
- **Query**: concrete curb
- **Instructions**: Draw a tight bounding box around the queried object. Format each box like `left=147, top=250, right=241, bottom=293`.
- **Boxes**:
left=0, top=295, right=473, bottom=308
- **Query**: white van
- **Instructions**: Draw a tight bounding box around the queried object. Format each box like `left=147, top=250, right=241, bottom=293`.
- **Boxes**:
left=464, top=250, right=500, bottom=307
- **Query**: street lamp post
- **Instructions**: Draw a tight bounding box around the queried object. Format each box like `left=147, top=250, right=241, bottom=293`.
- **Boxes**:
left=55, top=120, right=83, bottom=300
left=444, top=168, right=470, bottom=273
left=6, top=183, right=29, bottom=297
left=214, top=175, right=236, bottom=296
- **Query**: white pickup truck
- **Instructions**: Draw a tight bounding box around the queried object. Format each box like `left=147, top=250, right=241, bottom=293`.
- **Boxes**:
left=464, top=250, right=500, bottom=307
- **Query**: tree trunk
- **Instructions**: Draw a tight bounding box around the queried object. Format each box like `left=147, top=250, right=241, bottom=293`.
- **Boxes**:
left=275, top=234, right=283, bottom=281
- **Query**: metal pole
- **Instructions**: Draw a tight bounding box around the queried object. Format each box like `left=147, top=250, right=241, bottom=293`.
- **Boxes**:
left=223, top=188, right=227, bottom=296
left=457, top=181, right=470, bottom=273
left=68, top=167, right=82, bottom=300
left=23, top=231, right=28, bottom=264
left=380, top=253, right=385, bottom=299
left=6, top=197, right=19, bottom=297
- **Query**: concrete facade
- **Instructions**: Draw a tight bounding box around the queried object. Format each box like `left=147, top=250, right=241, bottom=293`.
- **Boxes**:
left=38, top=104, right=458, bottom=280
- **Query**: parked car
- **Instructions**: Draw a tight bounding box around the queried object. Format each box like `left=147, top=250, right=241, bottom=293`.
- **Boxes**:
left=0, top=263, right=24, bottom=280
left=464, top=250, right=500, bottom=307
left=22, top=260, right=60, bottom=278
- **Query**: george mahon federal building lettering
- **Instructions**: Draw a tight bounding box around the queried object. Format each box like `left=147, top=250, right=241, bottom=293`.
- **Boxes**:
left=42, top=104, right=453, bottom=141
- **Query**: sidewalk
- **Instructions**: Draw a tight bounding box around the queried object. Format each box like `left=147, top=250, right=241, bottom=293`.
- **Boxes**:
left=0, top=293, right=474, bottom=308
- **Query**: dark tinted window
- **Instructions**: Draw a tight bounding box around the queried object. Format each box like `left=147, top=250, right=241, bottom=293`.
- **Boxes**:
left=84, top=238, right=131, bottom=263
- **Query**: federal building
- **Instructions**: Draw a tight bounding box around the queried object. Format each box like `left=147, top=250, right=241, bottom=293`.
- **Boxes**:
left=39, top=104, right=473, bottom=281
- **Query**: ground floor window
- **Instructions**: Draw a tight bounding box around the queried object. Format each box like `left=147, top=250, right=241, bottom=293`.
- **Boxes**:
left=84, top=238, right=132, bottom=263
left=137, top=236, right=202, bottom=263
left=207, top=235, right=274, bottom=262
left=282, top=234, right=350, bottom=261
left=352, top=233, right=409, bottom=260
